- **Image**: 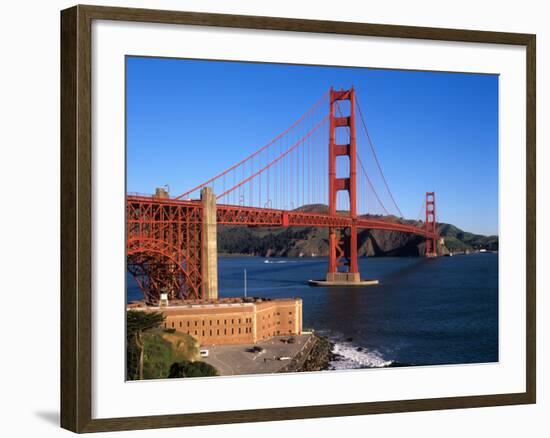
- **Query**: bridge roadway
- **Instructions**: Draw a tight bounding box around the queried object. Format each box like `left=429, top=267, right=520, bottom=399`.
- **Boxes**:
left=127, top=195, right=437, bottom=240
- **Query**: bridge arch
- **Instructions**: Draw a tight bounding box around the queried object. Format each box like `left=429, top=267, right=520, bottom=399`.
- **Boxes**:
left=127, top=237, right=201, bottom=303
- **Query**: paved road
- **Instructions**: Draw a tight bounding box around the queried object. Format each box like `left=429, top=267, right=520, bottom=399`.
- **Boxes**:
left=201, top=334, right=314, bottom=376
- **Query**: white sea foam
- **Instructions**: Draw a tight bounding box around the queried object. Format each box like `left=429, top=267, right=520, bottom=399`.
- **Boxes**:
left=329, top=342, right=394, bottom=370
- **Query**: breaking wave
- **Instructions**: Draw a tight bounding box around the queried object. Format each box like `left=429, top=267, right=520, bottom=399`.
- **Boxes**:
left=329, top=341, right=394, bottom=370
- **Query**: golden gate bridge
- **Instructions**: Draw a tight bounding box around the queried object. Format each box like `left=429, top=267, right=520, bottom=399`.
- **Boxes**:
left=127, top=88, right=439, bottom=304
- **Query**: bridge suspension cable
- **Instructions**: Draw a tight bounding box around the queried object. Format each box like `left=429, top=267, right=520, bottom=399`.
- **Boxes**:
left=416, top=198, right=426, bottom=223
left=356, top=99, right=405, bottom=218
left=356, top=154, right=390, bottom=216
left=334, top=100, right=390, bottom=216
left=178, top=89, right=410, bottom=220
left=176, top=91, right=329, bottom=201
left=216, top=116, right=329, bottom=201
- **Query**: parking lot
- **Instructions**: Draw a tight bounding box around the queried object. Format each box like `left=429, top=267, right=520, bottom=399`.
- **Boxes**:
left=201, top=333, right=314, bottom=376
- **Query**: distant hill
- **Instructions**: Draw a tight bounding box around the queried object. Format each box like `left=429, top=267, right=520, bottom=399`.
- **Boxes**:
left=217, top=204, right=498, bottom=257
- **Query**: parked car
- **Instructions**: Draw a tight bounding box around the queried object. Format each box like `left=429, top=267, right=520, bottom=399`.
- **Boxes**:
left=246, top=346, right=264, bottom=353
left=199, top=349, right=209, bottom=358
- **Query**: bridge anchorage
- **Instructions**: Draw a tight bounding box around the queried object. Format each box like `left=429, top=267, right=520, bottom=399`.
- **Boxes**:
left=127, top=87, right=440, bottom=303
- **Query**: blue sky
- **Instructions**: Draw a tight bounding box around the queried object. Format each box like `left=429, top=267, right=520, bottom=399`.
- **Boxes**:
left=126, top=56, right=498, bottom=236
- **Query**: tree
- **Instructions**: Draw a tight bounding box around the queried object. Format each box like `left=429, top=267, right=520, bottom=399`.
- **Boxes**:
left=126, top=310, right=165, bottom=380
left=168, top=361, right=218, bottom=378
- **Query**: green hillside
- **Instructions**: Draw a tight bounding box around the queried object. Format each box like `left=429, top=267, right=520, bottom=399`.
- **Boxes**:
left=218, top=204, right=498, bottom=257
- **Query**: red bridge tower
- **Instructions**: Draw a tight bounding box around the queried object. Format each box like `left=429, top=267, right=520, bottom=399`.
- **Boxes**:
left=425, top=191, right=438, bottom=257
left=324, top=87, right=366, bottom=284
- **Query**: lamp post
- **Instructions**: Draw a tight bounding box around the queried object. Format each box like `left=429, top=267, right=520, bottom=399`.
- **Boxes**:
left=244, top=268, right=247, bottom=298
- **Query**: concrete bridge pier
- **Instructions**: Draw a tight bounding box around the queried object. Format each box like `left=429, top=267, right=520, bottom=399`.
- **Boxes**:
left=309, top=272, right=379, bottom=287
left=201, top=187, right=218, bottom=300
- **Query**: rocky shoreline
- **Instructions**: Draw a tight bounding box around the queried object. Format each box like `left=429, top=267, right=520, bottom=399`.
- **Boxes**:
left=299, top=335, right=338, bottom=371
left=278, top=334, right=337, bottom=373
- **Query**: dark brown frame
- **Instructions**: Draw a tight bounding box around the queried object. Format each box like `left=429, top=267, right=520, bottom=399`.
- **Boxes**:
left=61, top=4, right=536, bottom=433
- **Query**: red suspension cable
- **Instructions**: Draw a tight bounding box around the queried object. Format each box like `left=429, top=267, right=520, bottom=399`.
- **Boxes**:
left=357, top=153, right=390, bottom=216
left=176, top=91, right=329, bottom=200
left=334, top=101, right=390, bottom=216
left=356, top=99, right=404, bottom=217
left=217, top=116, right=329, bottom=201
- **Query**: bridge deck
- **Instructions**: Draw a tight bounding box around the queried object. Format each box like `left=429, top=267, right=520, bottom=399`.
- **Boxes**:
left=127, top=195, right=436, bottom=239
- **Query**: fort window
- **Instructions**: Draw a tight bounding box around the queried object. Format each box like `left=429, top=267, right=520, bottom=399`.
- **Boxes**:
left=171, top=322, right=174, bottom=328
left=202, top=330, right=205, bottom=336
left=238, top=328, right=241, bottom=334
left=224, top=329, right=227, bottom=335
left=217, top=329, right=219, bottom=335
left=194, top=330, right=197, bottom=335
left=210, top=330, right=212, bottom=336
left=217, top=320, right=219, bottom=325
left=164, top=323, right=167, bottom=328
left=194, top=321, right=197, bottom=327
left=187, top=321, right=190, bottom=327
left=224, top=320, right=227, bottom=325
left=231, top=328, right=234, bottom=334
left=202, top=320, right=205, bottom=326
left=209, top=320, right=212, bottom=326
left=179, top=321, right=182, bottom=328
left=238, top=318, right=241, bottom=324
left=232, top=319, right=234, bottom=324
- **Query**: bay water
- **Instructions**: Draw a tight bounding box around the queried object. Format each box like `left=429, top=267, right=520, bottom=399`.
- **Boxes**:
left=127, top=253, right=498, bottom=369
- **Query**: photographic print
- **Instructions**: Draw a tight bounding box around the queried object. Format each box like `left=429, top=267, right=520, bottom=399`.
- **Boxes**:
left=125, top=57, right=499, bottom=381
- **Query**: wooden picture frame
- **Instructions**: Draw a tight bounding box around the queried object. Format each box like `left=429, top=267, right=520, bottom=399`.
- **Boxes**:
left=60, top=4, right=536, bottom=433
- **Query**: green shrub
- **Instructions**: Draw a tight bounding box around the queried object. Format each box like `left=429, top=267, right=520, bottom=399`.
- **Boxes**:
left=142, top=332, right=174, bottom=379
left=168, top=361, right=219, bottom=378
